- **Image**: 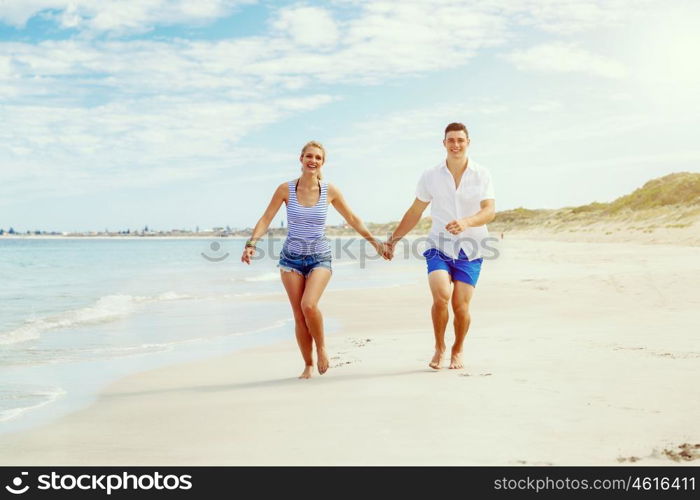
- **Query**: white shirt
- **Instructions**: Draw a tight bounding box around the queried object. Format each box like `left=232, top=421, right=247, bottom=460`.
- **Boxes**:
left=415, top=159, right=495, bottom=259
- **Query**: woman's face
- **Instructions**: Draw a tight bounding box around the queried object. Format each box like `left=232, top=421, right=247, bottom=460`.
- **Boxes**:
left=300, top=146, right=324, bottom=175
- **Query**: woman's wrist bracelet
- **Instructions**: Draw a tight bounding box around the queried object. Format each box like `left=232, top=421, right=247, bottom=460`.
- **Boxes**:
left=245, top=239, right=257, bottom=248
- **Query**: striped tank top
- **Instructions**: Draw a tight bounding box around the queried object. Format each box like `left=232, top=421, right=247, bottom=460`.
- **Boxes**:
left=284, top=179, right=331, bottom=255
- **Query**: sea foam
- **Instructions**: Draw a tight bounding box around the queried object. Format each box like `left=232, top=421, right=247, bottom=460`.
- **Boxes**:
left=0, top=292, right=191, bottom=345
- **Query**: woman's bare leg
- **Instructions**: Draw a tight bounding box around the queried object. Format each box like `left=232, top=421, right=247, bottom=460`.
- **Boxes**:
left=300, top=268, right=332, bottom=374
left=280, top=270, right=314, bottom=378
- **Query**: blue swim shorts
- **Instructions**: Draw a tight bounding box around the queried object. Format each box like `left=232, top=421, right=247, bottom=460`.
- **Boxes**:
left=423, top=248, right=482, bottom=287
left=278, top=248, right=332, bottom=277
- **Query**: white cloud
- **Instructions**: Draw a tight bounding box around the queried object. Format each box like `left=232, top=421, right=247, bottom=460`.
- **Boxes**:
left=0, top=1, right=632, bottom=195
left=0, top=55, right=12, bottom=76
left=503, top=0, right=626, bottom=34
left=0, top=0, right=512, bottom=101
left=0, top=0, right=255, bottom=33
left=0, top=0, right=681, bottom=219
left=1, top=1, right=646, bottom=87
left=0, top=94, right=335, bottom=197
left=0, top=0, right=661, bottom=40
left=506, top=42, right=627, bottom=79
left=272, top=6, right=339, bottom=47
left=528, top=100, right=562, bottom=113
left=0, top=0, right=62, bottom=27
left=334, top=0, right=655, bottom=35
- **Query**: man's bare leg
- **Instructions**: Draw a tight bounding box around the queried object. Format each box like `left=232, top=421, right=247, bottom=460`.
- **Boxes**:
left=428, top=270, right=452, bottom=369
left=450, top=280, right=475, bottom=369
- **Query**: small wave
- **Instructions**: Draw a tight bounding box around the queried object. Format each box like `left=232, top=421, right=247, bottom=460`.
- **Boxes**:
left=156, top=291, right=190, bottom=301
left=76, top=318, right=291, bottom=357
left=238, top=272, right=280, bottom=283
left=46, top=318, right=292, bottom=362
left=222, top=291, right=284, bottom=299
left=0, top=386, right=66, bottom=423
left=231, top=317, right=291, bottom=336
left=330, top=282, right=411, bottom=292
left=0, top=292, right=192, bottom=346
left=331, top=261, right=358, bottom=268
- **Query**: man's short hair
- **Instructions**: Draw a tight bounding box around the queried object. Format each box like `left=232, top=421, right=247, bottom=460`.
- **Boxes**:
left=444, top=122, right=469, bottom=139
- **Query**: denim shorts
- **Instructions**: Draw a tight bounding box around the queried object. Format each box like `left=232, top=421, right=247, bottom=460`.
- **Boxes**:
left=278, top=249, right=332, bottom=277
left=423, top=248, right=483, bottom=287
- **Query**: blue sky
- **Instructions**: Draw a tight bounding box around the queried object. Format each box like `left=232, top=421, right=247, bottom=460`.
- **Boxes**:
left=1, top=0, right=699, bottom=233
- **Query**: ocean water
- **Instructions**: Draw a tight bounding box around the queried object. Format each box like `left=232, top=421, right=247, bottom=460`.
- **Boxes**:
left=0, top=237, right=423, bottom=433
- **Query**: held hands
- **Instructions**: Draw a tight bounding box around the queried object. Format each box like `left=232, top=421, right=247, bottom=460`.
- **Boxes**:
left=240, top=246, right=255, bottom=264
left=383, top=240, right=396, bottom=260
left=445, top=217, right=472, bottom=235
left=370, top=239, right=394, bottom=261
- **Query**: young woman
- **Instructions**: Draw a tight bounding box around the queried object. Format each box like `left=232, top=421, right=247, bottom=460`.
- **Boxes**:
left=241, top=141, right=387, bottom=379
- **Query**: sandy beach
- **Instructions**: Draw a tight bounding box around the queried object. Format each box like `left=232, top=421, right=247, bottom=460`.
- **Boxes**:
left=1, top=237, right=698, bottom=465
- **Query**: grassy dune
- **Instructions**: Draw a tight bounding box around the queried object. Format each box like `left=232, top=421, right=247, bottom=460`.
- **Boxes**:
left=491, top=172, right=700, bottom=230
left=488, top=173, right=700, bottom=244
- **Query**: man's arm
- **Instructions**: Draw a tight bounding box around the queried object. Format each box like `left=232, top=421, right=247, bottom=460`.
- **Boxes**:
left=388, top=198, right=430, bottom=246
left=445, top=199, right=495, bottom=235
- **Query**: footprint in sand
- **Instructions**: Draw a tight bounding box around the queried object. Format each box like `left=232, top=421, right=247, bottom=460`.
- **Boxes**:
left=460, top=372, right=493, bottom=377
left=619, top=443, right=700, bottom=463
left=614, top=346, right=700, bottom=359
left=330, top=360, right=352, bottom=368
left=350, top=338, right=372, bottom=348
left=662, top=443, right=700, bottom=462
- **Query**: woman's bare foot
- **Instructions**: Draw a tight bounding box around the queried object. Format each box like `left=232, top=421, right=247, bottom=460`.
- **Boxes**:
left=429, top=349, right=444, bottom=369
left=449, top=351, right=464, bottom=369
left=299, top=365, right=313, bottom=379
left=317, top=348, right=329, bottom=374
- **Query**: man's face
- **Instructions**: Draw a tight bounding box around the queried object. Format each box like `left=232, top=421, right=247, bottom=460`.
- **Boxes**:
left=443, top=130, right=469, bottom=160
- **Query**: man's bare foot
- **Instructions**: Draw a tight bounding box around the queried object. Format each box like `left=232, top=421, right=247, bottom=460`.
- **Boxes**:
left=449, top=352, right=464, bottom=369
left=299, top=365, right=313, bottom=379
left=429, top=349, right=444, bottom=369
left=317, top=348, right=329, bottom=375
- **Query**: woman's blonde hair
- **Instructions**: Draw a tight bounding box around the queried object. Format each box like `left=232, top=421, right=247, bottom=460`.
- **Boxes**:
left=300, top=140, right=326, bottom=180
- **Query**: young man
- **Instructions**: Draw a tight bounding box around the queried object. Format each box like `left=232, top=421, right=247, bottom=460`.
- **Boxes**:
left=387, top=122, right=495, bottom=369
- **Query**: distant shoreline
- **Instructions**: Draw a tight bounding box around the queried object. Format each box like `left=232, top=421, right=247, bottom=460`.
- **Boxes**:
left=2, top=167, right=697, bottom=240
left=0, top=234, right=247, bottom=240
left=0, top=233, right=394, bottom=240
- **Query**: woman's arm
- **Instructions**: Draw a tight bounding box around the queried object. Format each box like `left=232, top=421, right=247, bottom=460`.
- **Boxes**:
left=328, top=184, right=386, bottom=257
left=241, top=183, right=287, bottom=264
